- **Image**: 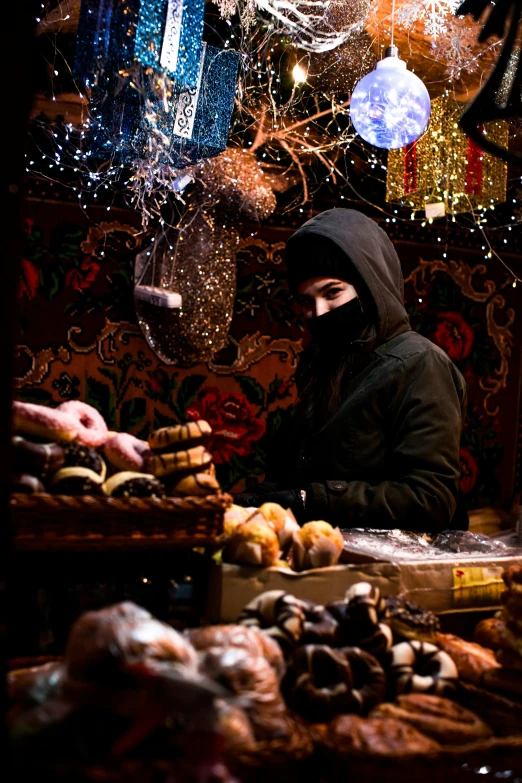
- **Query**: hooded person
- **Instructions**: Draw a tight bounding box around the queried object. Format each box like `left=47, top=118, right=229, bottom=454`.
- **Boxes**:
left=234, top=208, right=468, bottom=533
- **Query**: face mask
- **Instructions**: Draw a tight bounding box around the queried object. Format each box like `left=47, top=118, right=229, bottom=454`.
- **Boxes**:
left=307, top=297, right=371, bottom=347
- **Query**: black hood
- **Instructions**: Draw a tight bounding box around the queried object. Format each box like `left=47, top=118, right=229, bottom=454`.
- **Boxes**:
left=286, top=208, right=410, bottom=343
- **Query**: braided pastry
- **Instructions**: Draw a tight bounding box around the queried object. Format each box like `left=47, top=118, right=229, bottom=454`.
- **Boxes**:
left=282, top=645, right=385, bottom=723
left=389, top=640, right=458, bottom=697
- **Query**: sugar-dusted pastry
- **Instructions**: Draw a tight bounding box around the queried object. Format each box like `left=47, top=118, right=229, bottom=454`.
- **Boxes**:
left=103, top=432, right=150, bottom=472
left=102, top=471, right=166, bottom=498
left=289, top=520, right=344, bottom=571
left=57, top=400, right=109, bottom=449
left=282, top=645, right=385, bottom=723
left=435, top=633, right=500, bottom=685
left=370, top=693, right=492, bottom=745
left=13, top=400, right=79, bottom=443
left=223, top=518, right=280, bottom=567
left=148, top=420, right=212, bottom=452
left=386, top=596, right=440, bottom=642
left=144, top=444, right=212, bottom=478
left=389, top=640, right=458, bottom=697
left=171, top=472, right=220, bottom=497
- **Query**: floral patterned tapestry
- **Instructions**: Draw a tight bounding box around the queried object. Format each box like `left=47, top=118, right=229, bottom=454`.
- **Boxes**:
left=15, top=201, right=522, bottom=509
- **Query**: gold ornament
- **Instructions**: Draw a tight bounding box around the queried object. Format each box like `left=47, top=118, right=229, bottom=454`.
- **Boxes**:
left=386, top=93, right=508, bottom=215
left=196, top=148, right=277, bottom=221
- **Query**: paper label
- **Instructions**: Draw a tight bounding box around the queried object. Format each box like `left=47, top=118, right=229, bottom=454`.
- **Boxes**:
left=160, top=0, right=183, bottom=72
left=452, top=566, right=504, bottom=606
left=173, top=42, right=206, bottom=140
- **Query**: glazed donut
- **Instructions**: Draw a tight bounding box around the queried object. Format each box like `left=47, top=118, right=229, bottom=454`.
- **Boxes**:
left=238, top=590, right=305, bottom=653
left=389, top=640, right=458, bottom=697
left=12, top=435, right=65, bottom=478
left=57, top=401, right=109, bottom=449
left=103, top=432, right=150, bottom=472
left=282, top=645, right=386, bottom=723
left=13, top=400, right=79, bottom=444
left=144, top=444, right=213, bottom=479
left=148, top=420, right=212, bottom=452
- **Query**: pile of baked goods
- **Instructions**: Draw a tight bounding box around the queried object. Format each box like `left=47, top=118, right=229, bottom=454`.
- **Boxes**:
left=12, top=399, right=221, bottom=498
left=9, top=570, right=522, bottom=780
left=222, top=502, right=343, bottom=570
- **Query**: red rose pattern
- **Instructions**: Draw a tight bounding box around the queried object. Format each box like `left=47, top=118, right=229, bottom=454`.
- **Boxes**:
left=459, top=446, right=479, bottom=494
left=186, top=387, right=266, bottom=464
left=147, top=368, right=169, bottom=393
left=19, top=259, right=40, bottom=300
left=432, top=311, right=475, bottom=362
left=66, top=256, right=100, bottom=291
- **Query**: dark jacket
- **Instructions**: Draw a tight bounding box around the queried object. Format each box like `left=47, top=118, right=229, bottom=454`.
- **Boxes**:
left=272, top=209, right=467, bottom=532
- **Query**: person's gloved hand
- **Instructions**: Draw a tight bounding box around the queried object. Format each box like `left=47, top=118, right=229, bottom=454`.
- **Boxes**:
left=233, top=489, right=305, bottom=519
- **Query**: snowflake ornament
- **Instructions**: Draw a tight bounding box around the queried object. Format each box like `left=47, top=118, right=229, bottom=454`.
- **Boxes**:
left=397, top=0, right=461, bottom=39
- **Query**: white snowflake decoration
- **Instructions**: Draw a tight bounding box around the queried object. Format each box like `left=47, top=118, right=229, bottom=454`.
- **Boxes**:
left=397, top=0, right=461, bottom=39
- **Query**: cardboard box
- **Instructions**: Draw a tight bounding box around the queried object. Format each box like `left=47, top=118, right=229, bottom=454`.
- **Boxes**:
left=206, top=561, right=401, bottom=623
left=206, top=555, right=522, bottom=622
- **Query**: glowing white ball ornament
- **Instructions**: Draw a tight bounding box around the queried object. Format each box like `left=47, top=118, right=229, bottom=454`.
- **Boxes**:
left=350, top=45, right=431, bottom=150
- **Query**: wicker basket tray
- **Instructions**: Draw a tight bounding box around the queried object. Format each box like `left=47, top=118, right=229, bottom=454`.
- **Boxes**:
left=10, top=491, right=231, bottom=550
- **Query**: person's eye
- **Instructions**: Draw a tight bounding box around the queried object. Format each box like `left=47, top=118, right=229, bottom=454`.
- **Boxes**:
left=325, top=287, right=342, bottom=299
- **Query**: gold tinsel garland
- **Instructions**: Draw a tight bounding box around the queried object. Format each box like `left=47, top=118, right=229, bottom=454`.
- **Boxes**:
left=386, top=93, right=508, bottom=216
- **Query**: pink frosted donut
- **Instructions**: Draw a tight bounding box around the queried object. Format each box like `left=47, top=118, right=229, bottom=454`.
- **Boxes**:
left=13, top=401, right=79, bottom=443
left=57, top=401, right=109, bottom=449
left=103, top=432, right=150, bottom=472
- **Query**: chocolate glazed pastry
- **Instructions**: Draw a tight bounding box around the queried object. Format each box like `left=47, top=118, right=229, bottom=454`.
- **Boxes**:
left=63, top=443, right=106, bottom=480
left=12, top=435, right=65, bottom=478
left=50, top=467, right=104, bottom=496
left=386, top=596, right=440, bottom=643
left=102, top=472, right=166, bottom=499
left=12, top=474, right=46, bottom=494
left=282, top=645, right=385, bottom=723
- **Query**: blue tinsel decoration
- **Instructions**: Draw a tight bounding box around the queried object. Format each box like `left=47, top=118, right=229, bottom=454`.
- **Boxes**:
left=89, top=43, right=240, bottom=169
left=135, top=0, right=205, bottom=90
left=74, top=0, right=204, bottom=90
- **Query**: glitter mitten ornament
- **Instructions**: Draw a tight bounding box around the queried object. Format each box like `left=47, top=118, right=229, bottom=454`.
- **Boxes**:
left=134, top=215, right=237, bottom=365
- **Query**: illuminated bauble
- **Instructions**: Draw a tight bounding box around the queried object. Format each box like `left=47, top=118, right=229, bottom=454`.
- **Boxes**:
left=350, top=46, right=431, bottom=150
